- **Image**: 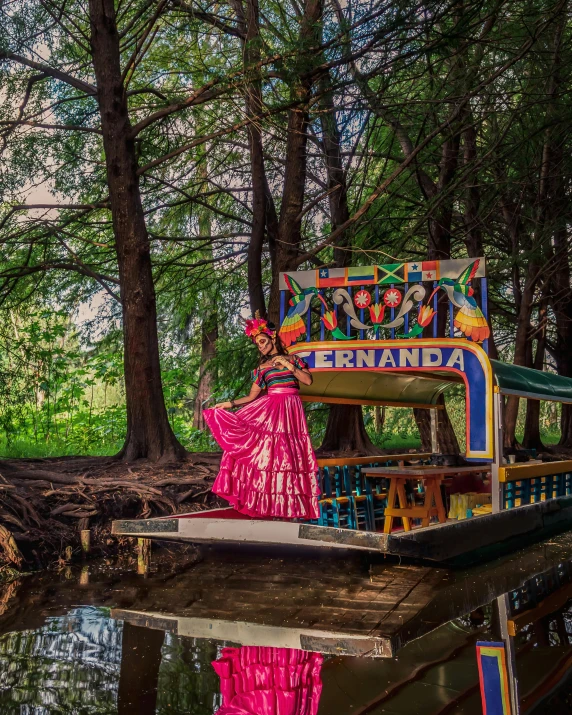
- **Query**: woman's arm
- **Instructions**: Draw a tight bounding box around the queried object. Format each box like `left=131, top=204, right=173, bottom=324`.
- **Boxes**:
left=214, top=382, right=262, bottom=409
left=272, top=355, right=313, bottom=386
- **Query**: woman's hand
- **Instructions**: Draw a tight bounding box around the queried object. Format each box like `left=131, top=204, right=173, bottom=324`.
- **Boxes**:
left=213, top=401, right=232, bottom=409
left=272, top=355, right=294, bottom=371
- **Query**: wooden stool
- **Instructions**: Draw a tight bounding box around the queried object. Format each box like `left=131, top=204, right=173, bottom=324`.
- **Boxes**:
left=383, top=475, right=447, bottom=533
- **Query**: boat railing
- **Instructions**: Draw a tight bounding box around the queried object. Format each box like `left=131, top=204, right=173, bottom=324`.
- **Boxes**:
left=499, top=460, right=572, bottom=509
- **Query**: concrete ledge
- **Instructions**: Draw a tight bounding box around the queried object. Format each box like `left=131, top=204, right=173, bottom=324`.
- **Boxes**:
left=112, top=518, right=179, bottom=535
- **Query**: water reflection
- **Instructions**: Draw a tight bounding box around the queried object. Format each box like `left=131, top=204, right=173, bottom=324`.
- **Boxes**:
left=2, top=536, right=572, bottom=713
left=213, top=647, right=322, bottom=715
left=0, top=607, right=121, bottom=713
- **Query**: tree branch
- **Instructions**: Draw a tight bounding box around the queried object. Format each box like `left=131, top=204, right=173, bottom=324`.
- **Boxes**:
left=0, top=52, right=97, bottom=95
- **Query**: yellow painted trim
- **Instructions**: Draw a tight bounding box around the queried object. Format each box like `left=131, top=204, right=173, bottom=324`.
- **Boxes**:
left=289, top=339, right=494, bottom=461
left=498, top=460, right=572, bottom=483
left=316, top=453, right=431, bottom=468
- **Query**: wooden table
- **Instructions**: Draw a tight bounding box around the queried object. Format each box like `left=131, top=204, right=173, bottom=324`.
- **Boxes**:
left=363, top=465, right=491, bottom=533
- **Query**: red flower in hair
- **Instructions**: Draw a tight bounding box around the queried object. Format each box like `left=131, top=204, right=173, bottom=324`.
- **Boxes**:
left=244, top=313, right=276, bottom=341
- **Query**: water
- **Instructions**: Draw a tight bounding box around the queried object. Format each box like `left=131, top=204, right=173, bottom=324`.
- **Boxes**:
left=2, top=536, right=572, bottom=714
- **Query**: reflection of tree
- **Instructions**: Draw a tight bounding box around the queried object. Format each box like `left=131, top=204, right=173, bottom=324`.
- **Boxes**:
left=0, top=607, right=122, bottom=714
left=156, top=635, right=222, bottom=715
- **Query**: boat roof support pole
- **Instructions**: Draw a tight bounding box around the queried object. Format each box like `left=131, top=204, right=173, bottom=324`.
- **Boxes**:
left=492, top=391, right=504, bottom=513
left=430, top=408, right=438, bottom=454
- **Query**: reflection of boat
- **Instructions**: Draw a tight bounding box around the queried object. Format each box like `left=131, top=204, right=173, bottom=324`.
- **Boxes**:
left=113, top=259, right=572, bottom=564
left=4, top=536, right=572, bottom=712
left=110, top=535, right=572, bottom=660
left=111, top=540, right=572, bottom=713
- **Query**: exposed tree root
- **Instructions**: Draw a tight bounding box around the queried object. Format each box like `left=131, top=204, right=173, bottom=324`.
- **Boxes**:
left=0, top=454, right=221, bottom=570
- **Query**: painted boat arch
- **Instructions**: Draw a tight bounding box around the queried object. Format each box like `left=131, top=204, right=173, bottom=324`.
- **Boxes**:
left=288, top=339, right=494, bottom=461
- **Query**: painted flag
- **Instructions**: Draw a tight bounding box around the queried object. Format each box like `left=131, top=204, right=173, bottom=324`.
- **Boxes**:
left=422, top=260, right=440, bottom=281
left=346, top=266, right=376, bottom=285
left=404, top=262, right=423, bottom=282
left=316, top=267, right=347, bottom=288
left=476, top=642, right=512, bottom=715
left=378, top=263, right=404, bottom=285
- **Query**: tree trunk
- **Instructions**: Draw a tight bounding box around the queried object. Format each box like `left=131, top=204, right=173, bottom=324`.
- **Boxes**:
left=462, top=122, right=499, bottom=359
left=317, top=65, right=378, bottom=453
left=234, top=0, right=268, bottom=317
left=523, top=301, right=547, bottom=450
left=373, top=406, right=385, bottom=434
left=318, top=404, right=378, bottom=455
left=118, top=622, right=164, bottom=715
left=193, top=312, right=218, bottom=430
left=414, top=396, right=460, bottom=455
left=89, top=0, right=186, bottom=461
left=267, top=0, right=322, bottom=323
left=553, top=226, right=572, bottom=445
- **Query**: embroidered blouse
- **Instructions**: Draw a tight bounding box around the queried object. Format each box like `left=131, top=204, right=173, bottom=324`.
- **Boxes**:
left=253, top=356, right=309, bottom=390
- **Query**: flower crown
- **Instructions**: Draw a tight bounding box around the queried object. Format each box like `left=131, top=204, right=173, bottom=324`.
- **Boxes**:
left=244, top=311, right=276, bottom=341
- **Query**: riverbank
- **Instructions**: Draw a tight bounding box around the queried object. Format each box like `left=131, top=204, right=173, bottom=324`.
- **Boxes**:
left=0, top=454, right=223, bottom=573
left=3, top=444, right=572, bottom=575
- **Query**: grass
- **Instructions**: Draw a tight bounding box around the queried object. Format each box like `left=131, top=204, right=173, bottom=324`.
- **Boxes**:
left=0, top=438, right=123, bottom=459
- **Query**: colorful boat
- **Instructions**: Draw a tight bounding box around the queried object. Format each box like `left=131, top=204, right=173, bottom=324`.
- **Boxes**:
left=113, top=258, right=572, bottom=562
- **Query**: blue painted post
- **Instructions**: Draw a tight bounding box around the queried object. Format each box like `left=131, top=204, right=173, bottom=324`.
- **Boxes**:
left=546, top=474, right=554, bottom=499
left=319, top=290, right=325, bottom=341
left=506, top=482, right=515, bottom=509
left=522, top=479, right=531, bottom=505
left=389, top=284, right=395, bottom=339
left=333, top=301, right=338, bottom=341
left=306, top=300, right=311, bottom=341
left=433, top=280, right=438, bottom=338
left=404, top=282, right=409, bottom=334
left=359, top=285, right=364, bottom=339
left=481, top=276, right=489, bottom=355
left=449, top=300, right=455, bottom=338
left=347, top=287, right=352, bottom=337
left=280, top=290, right=286, bottom=326
left=374, top=285, right=380, bottom=340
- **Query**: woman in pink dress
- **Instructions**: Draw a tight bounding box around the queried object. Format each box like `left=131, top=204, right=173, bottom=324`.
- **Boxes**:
left=203, top=317, right=319, bottom=520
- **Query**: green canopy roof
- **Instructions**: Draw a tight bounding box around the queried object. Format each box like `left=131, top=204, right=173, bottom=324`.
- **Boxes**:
left=491, top=360, right=572, bottom=404
left=300, top=358, right=572, bottom=407
left=300, top=370, right=454, bottom=408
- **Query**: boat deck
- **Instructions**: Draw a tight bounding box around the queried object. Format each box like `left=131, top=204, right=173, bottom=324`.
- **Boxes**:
left=112, top=489, right=572, bottom=563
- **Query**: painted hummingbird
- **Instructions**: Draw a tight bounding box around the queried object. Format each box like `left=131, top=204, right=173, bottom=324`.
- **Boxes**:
left=279, top=274, right=327, bottom=346
left=426, top=259, right=490, bottom=342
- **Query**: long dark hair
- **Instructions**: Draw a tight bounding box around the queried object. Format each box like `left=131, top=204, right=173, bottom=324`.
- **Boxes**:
left=256, top=325, right=288, bottom=368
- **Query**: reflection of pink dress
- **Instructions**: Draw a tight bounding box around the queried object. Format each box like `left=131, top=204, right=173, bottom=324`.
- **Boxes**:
left=212, top=646, right=323, bottom=715
left=203, top=357, right=319, bottom=520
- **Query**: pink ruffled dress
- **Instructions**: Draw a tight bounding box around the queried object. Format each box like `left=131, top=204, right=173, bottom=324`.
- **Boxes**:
left=203, top=356, right=319, bottom=519
left=212, top=646, right=323, bottom=715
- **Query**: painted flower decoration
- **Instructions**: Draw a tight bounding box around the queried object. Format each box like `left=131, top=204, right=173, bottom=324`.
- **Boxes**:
left=321, top=310, right=338, bottom=331
left=244, top=317, right=275, bottom=341
left=368, top=303, right=385, bottom=324
left=354, top=289, right=371, bottom=309
left=383, top=288, right=402, bottom=308
left=418, top=304, right=436, bottom=327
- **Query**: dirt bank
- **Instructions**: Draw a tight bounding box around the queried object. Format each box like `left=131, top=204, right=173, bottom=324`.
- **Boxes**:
left=0, top=454, right=222, bottom=572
